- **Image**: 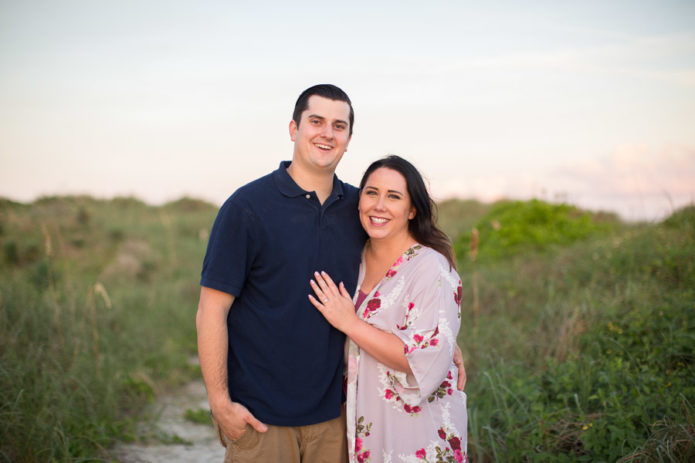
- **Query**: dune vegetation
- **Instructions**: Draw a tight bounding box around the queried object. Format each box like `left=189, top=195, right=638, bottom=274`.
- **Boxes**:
left=450, top=200, right=694, bottom=462
left=0, top=195, right=693, bottom=462
left=0, top=196, right=214, bottom=462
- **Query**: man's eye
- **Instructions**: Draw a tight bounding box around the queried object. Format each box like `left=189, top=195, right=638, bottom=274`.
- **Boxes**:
left=335, top=124, right=346, bottom=131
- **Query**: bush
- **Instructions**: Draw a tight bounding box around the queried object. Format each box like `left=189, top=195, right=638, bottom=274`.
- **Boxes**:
left=455, top=199, right=617, bottom=263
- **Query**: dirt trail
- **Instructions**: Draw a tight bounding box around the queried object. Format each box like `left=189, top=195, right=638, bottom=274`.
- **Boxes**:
left=111, top=380, right=224, bottom=463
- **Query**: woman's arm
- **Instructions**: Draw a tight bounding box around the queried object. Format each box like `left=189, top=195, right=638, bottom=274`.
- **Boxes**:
left=309, top=271, right=412, bottom=373
left=310, top=270, right=466, bottom=390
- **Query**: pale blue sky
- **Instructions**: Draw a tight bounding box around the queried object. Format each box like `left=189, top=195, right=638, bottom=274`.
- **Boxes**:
left=1, top=0, right=694, bottom=220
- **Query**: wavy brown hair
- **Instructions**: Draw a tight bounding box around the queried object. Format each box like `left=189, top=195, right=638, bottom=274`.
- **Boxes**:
left=359, top=155, right=457, bottom=269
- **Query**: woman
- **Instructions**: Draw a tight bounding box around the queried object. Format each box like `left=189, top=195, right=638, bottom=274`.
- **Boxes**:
left=309, top=155, right=468, bottom=463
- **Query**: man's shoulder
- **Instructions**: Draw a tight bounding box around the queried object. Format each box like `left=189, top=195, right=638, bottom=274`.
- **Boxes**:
left=238, top=170, right=276, bottom=195
left=223, top=170, right=276, bottom=204
left=340, top=180, right=359, bottom=193
left=337, top=178, right=359, bottom=202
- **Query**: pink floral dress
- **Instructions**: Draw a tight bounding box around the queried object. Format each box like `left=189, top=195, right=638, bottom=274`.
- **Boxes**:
left=346, top=244, right=468, bottom=463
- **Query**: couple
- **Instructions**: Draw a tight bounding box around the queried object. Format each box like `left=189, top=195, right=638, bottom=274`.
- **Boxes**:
left=196, top=84, right=468, bottom=463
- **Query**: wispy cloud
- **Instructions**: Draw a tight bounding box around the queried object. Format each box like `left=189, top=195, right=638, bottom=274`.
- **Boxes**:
left=433, top=144, right=695, bottom=221
left=554, top=144, right=694, bottom=196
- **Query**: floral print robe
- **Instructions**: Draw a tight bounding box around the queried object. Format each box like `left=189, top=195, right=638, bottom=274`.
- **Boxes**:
left=346, top=245, right=468, bottom=463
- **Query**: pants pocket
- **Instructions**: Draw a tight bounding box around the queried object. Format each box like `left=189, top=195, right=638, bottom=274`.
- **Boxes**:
left=230, top=424, right=260, bottom=450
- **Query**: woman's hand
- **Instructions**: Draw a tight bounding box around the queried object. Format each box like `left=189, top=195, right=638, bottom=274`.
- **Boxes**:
left=308, top=271, right=359, bottom=334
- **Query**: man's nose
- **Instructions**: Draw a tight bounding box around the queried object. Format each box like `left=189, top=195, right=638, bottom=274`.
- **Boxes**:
left=320, top=124, right=333, bottom=138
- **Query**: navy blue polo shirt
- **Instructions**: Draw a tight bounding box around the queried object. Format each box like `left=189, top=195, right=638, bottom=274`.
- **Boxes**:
left=201, top=161, right=366, bottom=426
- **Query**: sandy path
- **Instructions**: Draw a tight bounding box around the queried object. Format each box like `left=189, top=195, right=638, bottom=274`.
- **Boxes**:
left=111, top=380, right=224, bottom=463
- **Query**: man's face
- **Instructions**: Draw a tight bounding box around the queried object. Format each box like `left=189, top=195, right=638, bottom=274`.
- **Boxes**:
left=289, top=95, right=352, bottom=173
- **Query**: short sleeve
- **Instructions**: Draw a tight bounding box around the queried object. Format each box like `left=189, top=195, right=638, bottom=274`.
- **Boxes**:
left=200, top=196, right=259, bottom=297
left=391, top=256, right=462, bottom=404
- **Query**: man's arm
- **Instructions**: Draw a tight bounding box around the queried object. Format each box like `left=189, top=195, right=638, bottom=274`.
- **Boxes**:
left=196, top=286, right=267, bottom=440
left=453, top=344, right=466, bottom=391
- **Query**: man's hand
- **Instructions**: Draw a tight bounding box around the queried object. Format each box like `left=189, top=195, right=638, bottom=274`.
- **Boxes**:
left=453, top=345, right=466, bottom=391
left=213, top=400, right=268, bottom=441
left=197, top=287, right=268, bottom=441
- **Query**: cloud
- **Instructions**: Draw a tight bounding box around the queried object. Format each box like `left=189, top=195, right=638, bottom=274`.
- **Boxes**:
left=555, top=144, right=695, bottom=196
left=534, top=144, right=693, bottom=220
left=432, top=144, right=695, bottom=221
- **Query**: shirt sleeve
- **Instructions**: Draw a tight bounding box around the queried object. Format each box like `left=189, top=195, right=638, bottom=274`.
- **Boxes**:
left=200, top=196, right=260, bottom=297
left=390, top=254, right=462, bottom=404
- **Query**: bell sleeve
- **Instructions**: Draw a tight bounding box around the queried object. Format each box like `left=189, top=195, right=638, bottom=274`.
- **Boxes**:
left=389, top=253, right=462, bottom=405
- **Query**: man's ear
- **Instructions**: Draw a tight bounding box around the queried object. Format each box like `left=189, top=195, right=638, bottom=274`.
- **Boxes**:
left=289, top=120, right=297, bottom=142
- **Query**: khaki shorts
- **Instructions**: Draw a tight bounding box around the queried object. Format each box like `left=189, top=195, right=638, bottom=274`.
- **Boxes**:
left=212, top=408, right=347, bottom=463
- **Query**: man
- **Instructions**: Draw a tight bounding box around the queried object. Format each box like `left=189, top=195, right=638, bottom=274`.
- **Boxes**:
left=197, top=84, right=464, bottom=462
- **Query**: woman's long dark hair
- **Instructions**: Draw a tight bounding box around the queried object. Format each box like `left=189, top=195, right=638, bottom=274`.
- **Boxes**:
left=359, top=155, right=457, bottom=270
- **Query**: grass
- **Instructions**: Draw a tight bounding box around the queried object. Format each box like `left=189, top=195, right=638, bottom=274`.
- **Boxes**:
left=456, top=202, right=695, bottom=462
left=184, top=408, right=212, bottom=426
left=1, top=195, right=693, bottom=461
left=0, top=195, right=214, bottom=462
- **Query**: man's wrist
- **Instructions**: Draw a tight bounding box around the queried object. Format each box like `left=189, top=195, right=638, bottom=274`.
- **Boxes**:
left=208, top=391, right=233, bottom=411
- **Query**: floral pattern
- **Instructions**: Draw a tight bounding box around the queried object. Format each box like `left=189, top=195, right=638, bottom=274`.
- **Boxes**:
left=362, top=291, right=381, bottom=319
left=432, top=426, right=467, bottom=463
left=427, top=370, right=456, bottom=403
left=396, top=302, right=416, bottom=330
left=355, top=416, right=373, bottom=462
left=404, top=325, right=440, bottom=354
left=381, top=368, right=423, bottom=416
left=345, top=245, right=467, bottom=463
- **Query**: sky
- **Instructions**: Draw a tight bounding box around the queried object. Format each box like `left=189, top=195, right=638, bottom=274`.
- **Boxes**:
left=1, top=0, right=694, bottom=221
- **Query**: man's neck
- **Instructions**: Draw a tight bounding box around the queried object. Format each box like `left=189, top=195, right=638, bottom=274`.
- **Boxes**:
left=286, top=162, right=335, bottom=205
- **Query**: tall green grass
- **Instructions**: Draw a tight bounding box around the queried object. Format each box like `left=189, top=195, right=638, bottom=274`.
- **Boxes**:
left=0, top=196, right=215, bottom=462
left=454, top=202, right=695, bottom=461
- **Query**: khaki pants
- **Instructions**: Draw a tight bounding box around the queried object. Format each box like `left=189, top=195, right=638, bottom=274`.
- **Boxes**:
left=212, top=408, right=347, bottom=463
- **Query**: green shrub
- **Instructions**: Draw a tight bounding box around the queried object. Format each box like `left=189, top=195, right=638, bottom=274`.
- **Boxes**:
left=184, top=408, right=212, bottom=425
left=3, top=241, right=18, bottom=265
left=455, top=199, right=617, bottom=263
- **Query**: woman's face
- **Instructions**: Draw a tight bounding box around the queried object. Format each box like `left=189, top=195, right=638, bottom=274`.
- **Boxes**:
left=358, top=167, right=415, bottom=242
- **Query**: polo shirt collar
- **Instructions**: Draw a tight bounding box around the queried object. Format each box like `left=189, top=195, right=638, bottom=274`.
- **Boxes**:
left=274, top=161, right=345, bottom=199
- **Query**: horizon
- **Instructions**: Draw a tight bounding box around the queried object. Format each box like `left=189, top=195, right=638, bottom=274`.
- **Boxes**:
left=2, top=189, right=690, bottom=225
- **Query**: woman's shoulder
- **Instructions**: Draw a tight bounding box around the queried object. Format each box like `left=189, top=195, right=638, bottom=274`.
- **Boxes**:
left=409, top=245, right=459, bottom=279
left=400, top=247, right=460, bottom=305
left=410, top=244, right=449, bottom=266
